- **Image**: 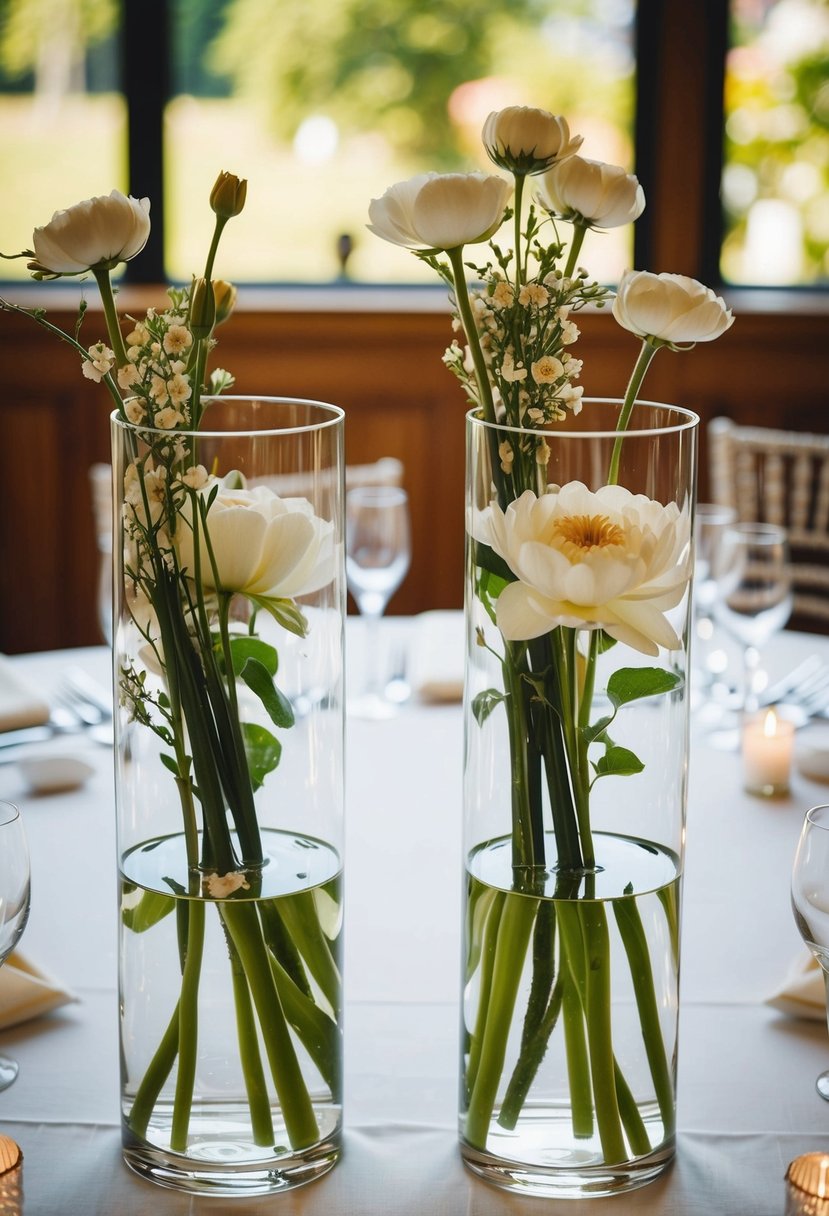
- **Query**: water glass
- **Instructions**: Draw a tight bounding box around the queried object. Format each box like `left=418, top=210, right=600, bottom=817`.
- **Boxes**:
left=791, top=804, right=829, bottom=1100
left=0, top=802, right=31, bottom=1090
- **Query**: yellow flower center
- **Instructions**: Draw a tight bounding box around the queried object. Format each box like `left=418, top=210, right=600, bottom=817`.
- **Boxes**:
left=553, top=513, right=624, bottom=551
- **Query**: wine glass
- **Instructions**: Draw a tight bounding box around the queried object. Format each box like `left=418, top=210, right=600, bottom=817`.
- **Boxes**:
left=692, top=503, right=737, bottom=701
left=0, top=802, right=31, bottom=1090
left=346, top=485, right=411, bottom=718
left=713, top=522, right=793, bottom=713
left=791, top=804, right=829, bottom=1101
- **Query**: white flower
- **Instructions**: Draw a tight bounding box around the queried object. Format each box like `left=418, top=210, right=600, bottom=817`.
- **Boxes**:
left=482, top=107, right=583, bottom=176
left=180, top=464, right=209, bottom=490
left=537, top=157, right=645, bottom=229
left=558, top=383, right=584, bottom=413
left=124, top=398, right=145, bottom=424
left=117, top=363, right=141, bottom=391
left=176, top=480, right=336, bottom=601
left=531, top=355, right=564, bottom=384
left=475, top=482, right=691, bottom=656
left=30, top=189, right=150, bottom=277
left=560, top=319, right=579, bottom=344
left=368, top=172, right=511, bottom=251
left=613, top=270, right=734, bottom=346
left=81, top=341, right=115, bottom=382
left=153, top=406, right=184, bottom=429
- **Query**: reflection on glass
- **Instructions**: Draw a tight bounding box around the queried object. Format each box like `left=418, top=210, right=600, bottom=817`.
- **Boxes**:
left=723, top=0, right=829, bottom=286
left=791, top=804, right=829, bottom=1100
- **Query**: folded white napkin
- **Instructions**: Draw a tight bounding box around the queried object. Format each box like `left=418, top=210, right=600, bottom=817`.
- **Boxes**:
left=0, top=655, right=50, bottom=732
left=766, top=952, right=826, bottom=1021
left=408, top=611, right=465, bottom=704
left=0, top=952, right=77, bottom=1030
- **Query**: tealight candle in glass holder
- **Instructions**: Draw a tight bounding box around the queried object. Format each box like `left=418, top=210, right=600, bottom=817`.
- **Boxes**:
left=742, top=707, right=794, bottom=797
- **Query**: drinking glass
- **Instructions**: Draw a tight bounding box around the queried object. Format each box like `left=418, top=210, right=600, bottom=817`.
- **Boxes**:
left=346, top=485, right=411, bottom=718
left=713, top=522, right=793, bottom=712
left=0, top=802, right=31, bottom=1090
left=791, top=804, right=829, bottom=1100
left=692, top=503, right=737, bottom=699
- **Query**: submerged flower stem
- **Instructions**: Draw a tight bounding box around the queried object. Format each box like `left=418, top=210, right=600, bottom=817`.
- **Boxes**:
left=607, top=340, right=659, bottom=485
left=170, top=899, right=206, bottom=1151
left=226, top=927, right=276, bottom=1145
left=579, top=902, right=627, bottom=1162
left=465, top=891, right=505, bottom=1100
left=464, top=892, right=539, bottom=1148
left=127, top=999, right=181, bottom=1138
left=221, top=900, right=320, bottom=1149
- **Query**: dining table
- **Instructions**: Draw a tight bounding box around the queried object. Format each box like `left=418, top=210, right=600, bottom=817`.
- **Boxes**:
left=1, top=614, right=829, bottom=1216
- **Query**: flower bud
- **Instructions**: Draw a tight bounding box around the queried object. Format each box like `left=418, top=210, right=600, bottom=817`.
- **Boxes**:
left=212, top=279, right=237, bottom=326
left=209, top=171, right=247, bottom=219
left=189, top=277, right=216, bottom=339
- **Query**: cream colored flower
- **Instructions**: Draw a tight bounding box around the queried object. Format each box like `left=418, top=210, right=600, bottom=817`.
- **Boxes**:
left=176, top=480, right=336, bottom=601
left=81, top=341, right=115, bottom=382
left=180, top=464, right=209, bottom=490
left=163, top=323, right=192, bottom=356
left=537, top=157, right=645, bottom=229
left=613, top=270, right=734, bottom=346
left=531, top=354, right=564, bottom=384
left=500, top=350, right=527, bottom=383
left=154, top=406, right=184, bottom=430
left=368, top=172, right=511, bottom=251
left=491, top=281, right=515, bottom=309
left=560, top=319, right=579, bottom=344
left=149, top=374, right=169, bottom=405
left=166, top=372, right=191, bottom=406
left=29, top=189, right=150, bottom=277
left=482, top=107, right=583, bottom=176
left=498, top=440, right=514, bottom=473
left=117, top=363, right=141, bottom=391
left=124, top=398, right=145, bottom=424
left=476, top=482, right=690, bottom=656
left=518, top=282, right=549, bottom=308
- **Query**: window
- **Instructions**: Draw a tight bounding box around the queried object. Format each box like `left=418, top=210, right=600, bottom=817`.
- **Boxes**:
left=722, top=0, right=829, bottom=286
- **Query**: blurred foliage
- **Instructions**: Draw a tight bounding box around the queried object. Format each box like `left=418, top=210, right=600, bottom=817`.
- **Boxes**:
left=723, top=0, right=829, bottom=283
left=207, top=0, right=631, bottom=165
left=0, top=0, right=116, bottom=79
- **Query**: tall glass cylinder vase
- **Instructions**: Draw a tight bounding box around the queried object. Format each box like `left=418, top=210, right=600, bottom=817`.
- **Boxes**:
left=461, top=400, right=698, bottom=1198
left=111, top=397, right=345, bottom=1196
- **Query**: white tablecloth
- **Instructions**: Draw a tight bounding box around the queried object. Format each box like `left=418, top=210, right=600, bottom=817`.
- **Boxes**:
left=1, top=621, right=828, bottom=1215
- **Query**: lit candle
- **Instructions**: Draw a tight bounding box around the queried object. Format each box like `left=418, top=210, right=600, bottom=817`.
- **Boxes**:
left=742, top=707, right=794, bottom=797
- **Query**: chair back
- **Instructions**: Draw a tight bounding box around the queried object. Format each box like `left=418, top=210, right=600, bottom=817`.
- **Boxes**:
left=709, top=417, right=829, bottom=630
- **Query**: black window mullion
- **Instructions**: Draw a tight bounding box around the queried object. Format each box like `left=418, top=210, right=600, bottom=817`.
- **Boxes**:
left=123, top=0, right=170, bottom=283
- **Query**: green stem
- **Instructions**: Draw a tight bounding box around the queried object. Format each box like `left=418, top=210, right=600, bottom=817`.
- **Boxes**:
left=127, top=999, right=181, bottom=1139
left=563, top=221, right=588, bottom=280
left=221, top=901, right=320, bottom=1149
left=92, top=267, right=129, bottom=367
left=607, top=339, right=659, bottom=486
left=226, top=926, right=275, bottom=1145
left=613, top=897, right=676, bottom=1135
left=579, top=902, right=627, bottom=1163
left=513, top=175, right=525, bottom=291
left=556, top=901, right=594, bottom=1137
left=446, top=246, right=498, bottom=429
left=203, top=217, right=227, bottom=285
left=464, top=890, right=505, bottom=1101
left=503, top=643, right=544, bottom=873
left=498, top=973, right=563, bottom=1129
left=464, top=891, right=538, bottom=1148
left=657, top=882, right=681, bottom=968
left=277, top=890, right=341, bottom=1017
left=613, top=1060, right=652, bottom=1157
left=170, top=900, right=206, bottom=1151
left=268, top=951, right=342, bottom=1101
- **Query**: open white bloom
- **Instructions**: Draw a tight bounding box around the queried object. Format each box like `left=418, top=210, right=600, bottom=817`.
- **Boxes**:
left=537, top=157, right=645, bottom=229
left=475, top=482, right=691, bottom=656
left=613, top=270, right=734, bottom=345
left=30, top=189, right=150, bottom=277
left=81, top=341, right=115, bottom=382
left=176, top=479, right=336, bottom=601
left=368, top=172, right=511, bottom=251
left=483, top=107, right=583, bottom=176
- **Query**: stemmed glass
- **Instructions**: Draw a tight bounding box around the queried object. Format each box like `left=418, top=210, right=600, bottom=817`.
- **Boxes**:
left=791, top=804, right=829, bottom=1100
left=692, top=503, right=737, bottom=700
left=346, top=485, right=411, bottom=719
left=713, top=522, right=793, bottom=713
left=0, top=802, right=31, bottom=1090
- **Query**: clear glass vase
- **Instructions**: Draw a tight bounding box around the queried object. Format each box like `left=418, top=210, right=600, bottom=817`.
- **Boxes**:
left=111, top=396, right=345, bottom=1196
left=461, top=400, right=698, bottom=1198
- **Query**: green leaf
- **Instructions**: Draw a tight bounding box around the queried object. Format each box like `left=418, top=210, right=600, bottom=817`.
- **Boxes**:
left=474, top=540, right=515, bottom=585
left=595, top=630, right=618, bottom=655
left=226, top=635, right=278, bottom=678
left=121, top=886, right=176, bottom=933
left=606, top=667, right=681, bottom=710
left=581, top=714, right=614, bottom=746
left=240, top=658, right=295, bottom=729
left=160, top=752, right=182, bottom=777
left=472, top=688, right=506, bottom=726
left=594, top=746, right=645, bottom=779
left=248, top=595, right=309, bottom=638
left=242, top=721, right=282, bottom=791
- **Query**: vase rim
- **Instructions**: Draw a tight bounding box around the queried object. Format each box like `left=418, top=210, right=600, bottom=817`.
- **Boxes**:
left=467, top=399, right=699, bottom=439
left=111, top=395, right=344, bottom=440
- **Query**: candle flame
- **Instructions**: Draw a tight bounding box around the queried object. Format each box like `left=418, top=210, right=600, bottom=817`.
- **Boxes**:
left=763, top=709, right=778, bottom=738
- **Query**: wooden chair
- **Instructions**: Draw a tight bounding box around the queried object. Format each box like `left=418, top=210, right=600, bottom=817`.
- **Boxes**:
left=708, top=417, right=829, bottom=631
